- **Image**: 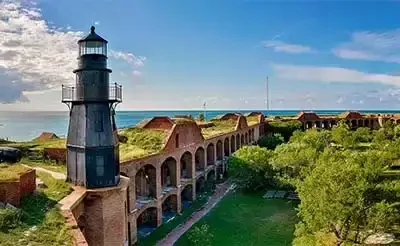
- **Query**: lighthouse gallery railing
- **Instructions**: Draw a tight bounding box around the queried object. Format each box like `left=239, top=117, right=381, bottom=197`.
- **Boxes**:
left=61, top=83, right=122, bottom=103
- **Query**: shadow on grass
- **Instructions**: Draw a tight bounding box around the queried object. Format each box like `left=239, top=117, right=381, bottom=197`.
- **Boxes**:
left=138, top=189, right=216, bottom=246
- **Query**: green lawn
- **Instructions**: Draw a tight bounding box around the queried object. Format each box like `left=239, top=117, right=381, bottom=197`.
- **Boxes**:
left=138, top=191, right=214, bottom=246
left=176, top=192, right=298, bottom=246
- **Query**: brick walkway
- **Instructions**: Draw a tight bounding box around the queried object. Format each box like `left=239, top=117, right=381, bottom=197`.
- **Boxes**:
left=157, top=181, right=235, bottom=246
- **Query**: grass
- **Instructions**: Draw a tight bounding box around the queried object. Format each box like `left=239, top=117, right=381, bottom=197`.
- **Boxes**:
left=119, top=127, right=168, bottom=160
left=138, top=190, right=214, bottom=246
left=0, top=164, right=30, bottom=181
left=246, top=116, right=259, bottom=126
left=201, top=120, right=237, bottom=139
left=175, top=191, right=298, bottom=246
left=0, top=171, right=72, bottom=246
left=21, top=158, right=67, bottom=174
left=3, top=139, right=66, bottom=150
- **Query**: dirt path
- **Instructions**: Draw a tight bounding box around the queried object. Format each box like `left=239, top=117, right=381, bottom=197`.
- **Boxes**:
left=21, top=164, right=66, bottom=180
left=157, top=182, right=235, bottom=246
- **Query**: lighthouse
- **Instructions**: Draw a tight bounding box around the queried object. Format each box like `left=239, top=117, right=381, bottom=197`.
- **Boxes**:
left=62, top=26, right=122, bottom=188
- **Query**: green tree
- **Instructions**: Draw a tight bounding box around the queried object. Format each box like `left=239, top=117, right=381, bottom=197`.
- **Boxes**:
left=258, top=133, right=284, bottom=149
left=353, top=127, right=372, bottom=143
left=331, top=120, right=356, bottom=148
left=228, top=146, right=277, bottom=190
left=267, top=120, right=303, bottom=141
left=188, top=224, right=213, bottom=246
left=296, top=150, right=397, bottom=245
left=197, top=113, right=205, bottom=122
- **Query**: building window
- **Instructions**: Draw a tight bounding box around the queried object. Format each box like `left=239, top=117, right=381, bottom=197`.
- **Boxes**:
left=95, top=111, right=104, bottom=132
left=96, top=155, right=104, bottom=177
left=175, top=134, right=179, bottom=148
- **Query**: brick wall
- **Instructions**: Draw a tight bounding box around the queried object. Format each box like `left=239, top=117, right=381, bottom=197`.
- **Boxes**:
left=144, top=117, right=174, bottom=130
left=0, top=169, right=36, bottom=206
left=163, top=123, right=204, bottom=152
left=44, top=148, right=67, bottom=163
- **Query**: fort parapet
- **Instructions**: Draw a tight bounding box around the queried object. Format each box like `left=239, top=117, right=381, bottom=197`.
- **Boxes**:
left=59, top=110, right=397, bottom=245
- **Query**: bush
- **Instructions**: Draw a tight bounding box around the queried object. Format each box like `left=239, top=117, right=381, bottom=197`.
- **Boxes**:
left=0, top=208, right=22, bottom=231
left=259, top=133, right=284, bottom=149
left=267, top=120, right=303, bottom=141
left=188, top=224, right=213, bottom=246
left=197, top=113, right=205, bottom=122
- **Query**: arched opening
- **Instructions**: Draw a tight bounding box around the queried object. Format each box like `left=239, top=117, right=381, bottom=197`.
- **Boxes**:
left=137, top=207, right=157, bottom=239
left=240, top=134, right=244, bottom=146
left=196, top=177, right=206, bottom=199
left=245, top=133, right=248, bottom=144
left=252, top=129, right=255, bottom=142
left=195, top=147, right=205, bottom=174
left=206, top=170, right=216, bottom=191
left=358, top=119, right=363, bottom=127
left=365, top=119, right=370, bottom=127
left=306, top=121, right=313, bottom=129
left=315, top=121, right=321, bottom=128
left=77, top=215, right=86, bottom=236
left=224, top=138, right=230, bottom=157
left=161, top=157, right=177, bottom=189
left=135, top=165, right=156, bottom=202
left=207, top=143, right=215, bottom=166
left=216, top=164, right=224, bottom=181
left=181, top=184, right=193, bottom=209
left=351, top=120, right=357, bottom=128
left=236, top=134, right=240, bottom=149
left=180, top=151, right=193, bottom=179
left=248, top=130, right=252, bottom=142
left=162, top=194, right=178, bottom=223
left=330, top=120, right=336, bottom=128
left=230, top=135, right=235, bottom=153
left=216, top=140, right=223, bottom=161
left=322, top=121, right=329, bottom=129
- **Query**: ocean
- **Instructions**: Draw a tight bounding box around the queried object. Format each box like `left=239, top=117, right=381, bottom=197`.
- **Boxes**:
left=1, top=109, right=400, bottom=141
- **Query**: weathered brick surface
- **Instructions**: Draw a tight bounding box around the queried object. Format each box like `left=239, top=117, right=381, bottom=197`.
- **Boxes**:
left=44, top=148, right=67, bottom=163
left=0, top=169, right=35, bottom=206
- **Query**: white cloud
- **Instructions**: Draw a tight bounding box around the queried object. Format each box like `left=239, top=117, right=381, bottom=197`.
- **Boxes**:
left=263, top=40, right=314, bottom=54
left=109, top=50, right=146, bottom=77
left=0, top=1, right=145, bottom=103
left=271, top=63, right=400, bottom=86
left=94, top=21, right=100, bottom=25
left=333, top=29, right=400, bottom=63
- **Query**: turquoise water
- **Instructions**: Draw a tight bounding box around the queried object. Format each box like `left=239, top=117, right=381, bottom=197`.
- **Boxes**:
left=1, top=109, right=400, bottom=141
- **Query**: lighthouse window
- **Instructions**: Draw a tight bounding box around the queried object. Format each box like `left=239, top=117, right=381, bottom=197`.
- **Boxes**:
left=95, top=111, right=104, bottom=132
left=96, top=155, right=104, bottom=177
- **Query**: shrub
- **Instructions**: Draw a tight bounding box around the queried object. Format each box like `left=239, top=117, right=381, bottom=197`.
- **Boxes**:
left=259, top=133, right=284, bottom=149
left=0, top=208, right=22, bottom=231
left=188, top=224, right=213, bottom=246
left=267, top=120, right=303, bottom=141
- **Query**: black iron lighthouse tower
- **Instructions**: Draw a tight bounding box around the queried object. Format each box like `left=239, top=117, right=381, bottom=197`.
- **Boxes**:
left=62, top=26, right=122, bottom=188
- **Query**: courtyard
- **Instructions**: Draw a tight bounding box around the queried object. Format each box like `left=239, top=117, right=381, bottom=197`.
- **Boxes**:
left=175, top=191, right=298, bottom=246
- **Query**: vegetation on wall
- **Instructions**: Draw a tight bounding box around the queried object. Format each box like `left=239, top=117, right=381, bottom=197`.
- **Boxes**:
left=201, top=120, right=236, bottom=139
left=119, top=127, right=168, bottom=160
left=245, top=116, right=259, bottom=126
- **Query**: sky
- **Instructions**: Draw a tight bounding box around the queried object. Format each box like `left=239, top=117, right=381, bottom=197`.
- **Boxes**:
left=2, top=0, right=400, bottom=111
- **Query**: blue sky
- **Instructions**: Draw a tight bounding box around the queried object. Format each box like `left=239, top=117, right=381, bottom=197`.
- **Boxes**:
left=1, top=0, right=400, bottom=110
